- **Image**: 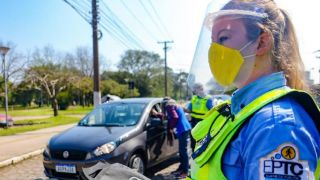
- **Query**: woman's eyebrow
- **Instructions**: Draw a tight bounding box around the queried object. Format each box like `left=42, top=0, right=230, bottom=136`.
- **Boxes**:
left=217, top=29, right=231, bottom=36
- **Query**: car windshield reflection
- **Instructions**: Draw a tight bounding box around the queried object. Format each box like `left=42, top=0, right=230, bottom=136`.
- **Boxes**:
left=79, top=102, right=146, bottom=127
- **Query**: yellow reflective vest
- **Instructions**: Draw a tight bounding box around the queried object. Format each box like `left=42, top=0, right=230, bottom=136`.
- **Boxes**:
left=191, top=95, right=211, bottom=120
left=187, top=89, right=320, bottom=180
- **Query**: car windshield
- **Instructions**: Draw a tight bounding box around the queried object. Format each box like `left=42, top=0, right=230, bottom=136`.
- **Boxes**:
left=79, top=102, right=146, bottom=127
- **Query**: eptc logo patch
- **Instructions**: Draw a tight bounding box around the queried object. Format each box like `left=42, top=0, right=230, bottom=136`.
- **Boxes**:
left=260, top=143, right=310, bottom=180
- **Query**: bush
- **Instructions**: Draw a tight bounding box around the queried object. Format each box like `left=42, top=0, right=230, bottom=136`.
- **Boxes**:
left=57, top=92, right=70, bottom=110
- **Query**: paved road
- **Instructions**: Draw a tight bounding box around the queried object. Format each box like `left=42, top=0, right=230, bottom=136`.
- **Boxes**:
left=0, top=155, right=47, bottom=180
left=0, top=154, right=179, bottom=180
left=0, top=124, right=75, bottom=162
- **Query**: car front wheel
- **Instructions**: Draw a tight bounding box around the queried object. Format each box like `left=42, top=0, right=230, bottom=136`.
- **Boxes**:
left=129, top=154, right=145, bottom=174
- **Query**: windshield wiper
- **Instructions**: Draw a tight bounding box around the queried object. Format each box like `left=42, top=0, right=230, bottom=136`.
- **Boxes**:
left=104, top=123, right=126, bottom=127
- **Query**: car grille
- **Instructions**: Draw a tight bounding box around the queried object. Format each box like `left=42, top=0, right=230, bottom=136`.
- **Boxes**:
left=51, top=149, right=87, bottom=161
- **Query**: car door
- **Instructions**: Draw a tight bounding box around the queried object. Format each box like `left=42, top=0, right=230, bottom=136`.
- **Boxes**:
left=146, top=103, right=167, bottom=162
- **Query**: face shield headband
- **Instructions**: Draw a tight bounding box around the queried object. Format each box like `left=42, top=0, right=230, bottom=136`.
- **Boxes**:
left=187, top=2, right=269, bottom=95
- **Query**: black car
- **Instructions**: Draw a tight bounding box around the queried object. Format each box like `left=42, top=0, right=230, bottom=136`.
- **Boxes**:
left=43, top=98, right=178, bottom=179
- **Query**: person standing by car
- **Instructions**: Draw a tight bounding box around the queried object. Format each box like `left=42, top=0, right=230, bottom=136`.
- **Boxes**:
left=187, top=0, right=320, bottom=179
left=164, top=98, right=192, bottom=179
left=185, top=83, right=213, bottom=152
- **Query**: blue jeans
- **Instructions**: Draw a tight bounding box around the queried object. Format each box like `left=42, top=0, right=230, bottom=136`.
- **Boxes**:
left=178, top=130, right=190, bottom=173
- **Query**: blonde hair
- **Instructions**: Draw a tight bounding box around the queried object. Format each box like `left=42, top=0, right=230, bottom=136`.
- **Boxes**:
left=260, top=1, right=307, bottom=90
left=225, top=0, right=308, bottom=90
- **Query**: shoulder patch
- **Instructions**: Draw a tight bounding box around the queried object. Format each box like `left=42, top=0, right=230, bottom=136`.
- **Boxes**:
left=259, top=143, right=311, bottom=180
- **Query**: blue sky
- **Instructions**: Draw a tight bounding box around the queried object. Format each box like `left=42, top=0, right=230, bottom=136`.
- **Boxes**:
left=0, top=0, right=210, bottom=72
left=1, top=0, right=319, bottom=83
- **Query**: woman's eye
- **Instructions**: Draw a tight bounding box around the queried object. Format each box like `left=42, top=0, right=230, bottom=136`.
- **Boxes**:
left=218, top=36, right=228, bottom=44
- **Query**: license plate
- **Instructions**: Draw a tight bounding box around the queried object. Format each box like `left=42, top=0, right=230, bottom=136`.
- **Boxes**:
left=55, top=164, right=76, bottom=174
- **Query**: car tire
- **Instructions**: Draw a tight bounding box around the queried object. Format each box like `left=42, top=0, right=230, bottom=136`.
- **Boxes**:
left=128, top=154, right=145, bottom=174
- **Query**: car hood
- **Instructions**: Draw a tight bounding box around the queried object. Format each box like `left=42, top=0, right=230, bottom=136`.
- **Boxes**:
left=49, top=125, right=136, bottom=151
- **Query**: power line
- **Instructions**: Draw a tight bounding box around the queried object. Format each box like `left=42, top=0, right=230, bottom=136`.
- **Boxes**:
left=148, top=0, right=172, bottom=39
left=70, top=0, right=90, bottom=13
left=99, top=20, right=133, bottom=49
left=64, top=0, right=141, bottom=49
left=119, top=0, right=160, bottom=42
left=99, top=9, right=142, bottom=49
left=100, top=0, right=146, bottom=49
left=63, top=0, right=91, bottom=24
left=100, top=2, right=144, bottom=49
left=99, top=22, right=131, bottom=49
left=77, top=0, right=91, bottom=8
left=138, top=0, right=168, bottom=39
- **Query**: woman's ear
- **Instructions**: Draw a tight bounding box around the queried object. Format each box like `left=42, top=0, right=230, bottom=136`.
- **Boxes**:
left=256, top=32, right=272, bottom=56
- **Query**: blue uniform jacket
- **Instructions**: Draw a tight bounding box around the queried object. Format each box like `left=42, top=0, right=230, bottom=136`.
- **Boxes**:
left=223, top=72, right=320, bottom=180
left=166, top=106, right=191, bottom=137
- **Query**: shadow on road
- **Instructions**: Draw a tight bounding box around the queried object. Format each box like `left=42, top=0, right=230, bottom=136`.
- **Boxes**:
left=146, top=156, right=180, bottom=180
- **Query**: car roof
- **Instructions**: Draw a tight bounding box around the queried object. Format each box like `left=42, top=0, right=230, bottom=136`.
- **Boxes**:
left=103, top=97, right=163, bottom=104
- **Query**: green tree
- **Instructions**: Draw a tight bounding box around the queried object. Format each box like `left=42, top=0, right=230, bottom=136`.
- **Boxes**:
left=72, top=76, right=93, bottom=106
left=11, top=80, right=34, bottom=107
left=172, top=71, right=189, bottom=100
left=100, top=79, right=139, bottom=98
left=25, top=64, right=75, bottom=116
left=57, top=91, right=70, bottom=110
left=117, top=50, right=164, bottom=97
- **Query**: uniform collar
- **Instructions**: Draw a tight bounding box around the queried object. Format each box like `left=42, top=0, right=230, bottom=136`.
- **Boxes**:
left=231, top=72, right=287, bottom=114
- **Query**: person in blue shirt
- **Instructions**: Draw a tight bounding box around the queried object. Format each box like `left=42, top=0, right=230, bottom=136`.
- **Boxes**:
left=187, top=0, right=320, bottom=179
left=164, top=98, right=192, bottom=179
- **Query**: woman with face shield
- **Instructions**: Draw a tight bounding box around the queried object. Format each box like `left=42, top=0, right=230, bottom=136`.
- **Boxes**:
left=187, top=0, right=320, bottom=179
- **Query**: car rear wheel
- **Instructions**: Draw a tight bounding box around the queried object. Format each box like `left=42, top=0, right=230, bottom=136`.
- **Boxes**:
left=129, top=154, right=145, bottom=174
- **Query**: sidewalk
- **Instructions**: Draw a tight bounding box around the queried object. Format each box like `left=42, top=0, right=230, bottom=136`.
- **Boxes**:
left=0, top=124, right=75, bottom=168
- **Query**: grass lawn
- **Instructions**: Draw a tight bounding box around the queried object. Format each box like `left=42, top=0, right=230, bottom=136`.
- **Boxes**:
left=0, top=115, right=81, bottom=136
left=0, top=105, right=93, bottom=117
left=0, top=106, right=93, bottom=136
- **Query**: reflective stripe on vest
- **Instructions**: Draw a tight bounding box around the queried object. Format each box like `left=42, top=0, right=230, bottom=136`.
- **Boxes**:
left=191, top=95, right=210, bottom=119
left=189, top=89, right=320, bottom=180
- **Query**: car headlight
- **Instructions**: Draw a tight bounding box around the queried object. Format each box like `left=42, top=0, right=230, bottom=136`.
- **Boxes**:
left=94, top=142, right=117, bottom=156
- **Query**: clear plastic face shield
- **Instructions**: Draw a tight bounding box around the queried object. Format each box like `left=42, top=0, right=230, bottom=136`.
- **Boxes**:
left=187, top=0, right=268, bottom=95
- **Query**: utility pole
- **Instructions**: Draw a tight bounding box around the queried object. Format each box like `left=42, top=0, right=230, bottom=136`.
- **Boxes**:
left=92, top=0, right=101, bottom=106
left=158, top=41, right=173, bottom=96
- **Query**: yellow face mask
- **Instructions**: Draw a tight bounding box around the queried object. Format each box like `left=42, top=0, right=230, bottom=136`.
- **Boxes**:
left=208, top=42, right=254, bottom=86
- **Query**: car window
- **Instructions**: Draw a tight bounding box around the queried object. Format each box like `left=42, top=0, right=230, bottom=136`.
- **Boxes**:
left=79, top=103, right=146, bottom=126
left=149, top=103, right=163, bottom=119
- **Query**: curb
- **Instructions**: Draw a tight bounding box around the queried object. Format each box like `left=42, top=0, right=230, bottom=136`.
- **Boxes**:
left=0, top=148, right=44, bottom=168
